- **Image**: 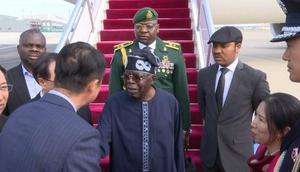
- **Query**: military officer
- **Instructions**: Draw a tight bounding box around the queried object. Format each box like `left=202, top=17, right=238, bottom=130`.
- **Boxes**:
left=109, top=7, right=191, bottom=139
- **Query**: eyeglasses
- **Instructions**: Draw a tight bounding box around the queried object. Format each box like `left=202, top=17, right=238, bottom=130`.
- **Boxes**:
left=134, top=23, right=157, bottom=31
left=0, top=84, right=13, bottom=92
left=122, top=72, right=152, bottom=82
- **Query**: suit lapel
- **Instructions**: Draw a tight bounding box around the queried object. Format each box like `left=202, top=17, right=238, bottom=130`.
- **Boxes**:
left=15, top=64, right=31, bottom=101
left=209, top=64, right=219, bottom=116
left=223, top=61, right=244, bottom=110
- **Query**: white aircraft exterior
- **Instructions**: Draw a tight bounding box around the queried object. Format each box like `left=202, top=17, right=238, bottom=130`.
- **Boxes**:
left=209, top=0, right=285, bottom=24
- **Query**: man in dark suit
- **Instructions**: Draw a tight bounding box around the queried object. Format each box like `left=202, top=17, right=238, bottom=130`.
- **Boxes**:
left=198, top=26, right=270, bottom=172
left=5, top=28, right=46, bottom=115
left=32, top=52, right=92, bottom=124
left=0, top=42, right=106, bottom=172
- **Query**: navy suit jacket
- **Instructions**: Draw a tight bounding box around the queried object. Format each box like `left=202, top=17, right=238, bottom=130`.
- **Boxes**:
left=0, top=93, right=101, bottom=172
left=32, top=93, right=92, bottom=124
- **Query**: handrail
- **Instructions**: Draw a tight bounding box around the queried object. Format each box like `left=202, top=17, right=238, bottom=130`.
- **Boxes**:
left=55, top=0, right=85, bottom=52
left=190, top=0, right=215, bottom=69
left=55, top=0, right=106, bottom=53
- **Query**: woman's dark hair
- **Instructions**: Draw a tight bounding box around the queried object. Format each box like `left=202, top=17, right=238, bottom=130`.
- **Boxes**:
left=32, top=52, right=57, bottom=83
left=263, top=93, right=300, bottom=141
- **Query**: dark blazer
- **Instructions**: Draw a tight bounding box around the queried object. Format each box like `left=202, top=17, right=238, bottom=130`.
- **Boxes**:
left=198, top=61, right=270, bottom=172
left=0, top=114, right=7, bottom=132
left=6, top=64, right=31, bottom=115
left=32, top=93, right=92, bottom=124
left=0, top=93, right=101, bottom=172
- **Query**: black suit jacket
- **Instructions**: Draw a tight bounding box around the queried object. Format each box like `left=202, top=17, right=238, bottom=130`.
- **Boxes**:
left=6, top=64, right=31, bottom=115
left=32, top=93, right=92, bottom=124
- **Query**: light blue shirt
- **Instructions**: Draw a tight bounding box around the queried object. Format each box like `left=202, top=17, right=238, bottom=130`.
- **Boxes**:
left=48, top=90, right=77, bottom=112
left=215, top=58, right=239, bottom=106
left=22, top=65, right=41, bottom=99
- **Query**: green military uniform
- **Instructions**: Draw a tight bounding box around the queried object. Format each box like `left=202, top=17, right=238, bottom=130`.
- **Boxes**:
left=109, top=37, right=191, bottom=130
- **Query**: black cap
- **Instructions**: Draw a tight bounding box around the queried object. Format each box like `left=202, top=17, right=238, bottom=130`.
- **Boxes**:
left=208, top=26, right=243, bottom=44
left=271, top=0, right=300, bottom=42
left=125, top=49, right=159, bottom=74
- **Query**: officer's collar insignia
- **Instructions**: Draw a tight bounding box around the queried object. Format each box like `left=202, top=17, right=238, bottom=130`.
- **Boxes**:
left=146, top=10, right=153, bottom=19
left=277, top=0, right=288, bottom=14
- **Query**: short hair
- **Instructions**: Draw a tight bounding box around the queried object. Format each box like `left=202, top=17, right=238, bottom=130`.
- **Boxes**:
left=0, top=65, right=7, bottom=80
left=263, top=93, right=300, bottom=141
left=55, top=42, right=106, bottom=93
left=19, top=28, right=46, bottom=45
left=32, top=52, right=57, bottom=83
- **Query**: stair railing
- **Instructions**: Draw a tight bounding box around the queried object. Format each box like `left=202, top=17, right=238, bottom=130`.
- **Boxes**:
left=190, top=0, right=215, bottom=69
left=55, top=0, right=107, bottom=52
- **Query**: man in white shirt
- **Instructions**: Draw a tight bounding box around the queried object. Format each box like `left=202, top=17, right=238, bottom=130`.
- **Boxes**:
left=5, top=28, right=46, bottom=115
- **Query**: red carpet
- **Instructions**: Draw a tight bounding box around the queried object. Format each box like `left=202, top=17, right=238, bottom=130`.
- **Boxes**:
left=91, top=0, right=203, bottom=171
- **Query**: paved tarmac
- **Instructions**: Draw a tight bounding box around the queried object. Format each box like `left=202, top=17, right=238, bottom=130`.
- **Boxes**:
left=0, top=32, right=60, bottom=69
left=0, top=29, right=299, bottom=99
left=239, top=29, right=300, bottom=99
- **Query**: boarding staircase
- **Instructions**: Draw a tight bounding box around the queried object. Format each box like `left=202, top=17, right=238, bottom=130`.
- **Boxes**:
left=88, top=0, right=203, bottom=171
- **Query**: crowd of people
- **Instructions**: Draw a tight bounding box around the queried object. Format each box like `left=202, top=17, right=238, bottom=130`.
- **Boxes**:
left=0, top=0, right=300, bottom=171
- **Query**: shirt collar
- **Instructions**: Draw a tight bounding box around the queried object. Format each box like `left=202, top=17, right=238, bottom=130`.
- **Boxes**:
left=21, top=64, right=33, bottom=77
left=218, top=58, right=239, bottom=72
left=48, top=90, right=77, bottom=112
left=139, top=40, right=156, bottom=51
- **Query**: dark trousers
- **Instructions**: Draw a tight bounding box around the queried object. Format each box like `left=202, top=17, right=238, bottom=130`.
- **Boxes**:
left=202, top=150, right=225, bottom=172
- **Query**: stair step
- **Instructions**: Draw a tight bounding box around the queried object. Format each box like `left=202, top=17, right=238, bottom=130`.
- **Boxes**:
left=100, top=29, right=192, bottom=41
left=104, top=18, right=191, bottom=29
left=109, top=0, right=188, bottom=9
left=101, top=68, right=197, bottom=85
left=97, top=40, right=194, bottom=54
left=106, top=8, right=190, bottom=19
left=104, top=53, right=196, bottom=68
left=89, top=103, right=203, bottom=125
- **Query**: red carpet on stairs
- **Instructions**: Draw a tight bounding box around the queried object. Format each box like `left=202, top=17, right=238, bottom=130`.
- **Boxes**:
left=91, top=0, right=203, bottom=171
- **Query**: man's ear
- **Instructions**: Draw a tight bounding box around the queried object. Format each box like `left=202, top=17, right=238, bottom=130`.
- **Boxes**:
left=283, top=126, right=291, bottom=136
left=38, top=78, right=46, bottom=87
left=86, top=79, right=102, bottom=92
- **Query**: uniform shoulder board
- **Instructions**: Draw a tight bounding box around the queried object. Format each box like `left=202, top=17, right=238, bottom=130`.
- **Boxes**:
left=163, top=40, right=180, bottom=50
left=114, top=41, right=134, bottom=51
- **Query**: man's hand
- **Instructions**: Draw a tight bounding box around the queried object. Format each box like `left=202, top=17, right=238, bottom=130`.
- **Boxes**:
left=183, top=129, right=191, bottom=149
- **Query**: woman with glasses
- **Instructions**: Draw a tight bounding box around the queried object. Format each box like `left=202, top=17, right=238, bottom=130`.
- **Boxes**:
left=0, top=65, right=13, bottom=132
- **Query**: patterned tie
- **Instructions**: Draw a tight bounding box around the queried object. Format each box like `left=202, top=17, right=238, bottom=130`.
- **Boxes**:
left=216, top=67, right=229, bottom=112
left=143, top=46, right=151, bottom=52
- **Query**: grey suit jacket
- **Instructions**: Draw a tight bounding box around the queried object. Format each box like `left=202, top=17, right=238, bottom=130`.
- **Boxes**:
left=0, top=93, right=101, bottom=172
left=198, top=61, right=270, bottom=172
left=6, top=64, right=31, bottom=115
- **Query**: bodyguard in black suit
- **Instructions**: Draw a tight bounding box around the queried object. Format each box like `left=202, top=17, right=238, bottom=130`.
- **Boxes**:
left=198, top=26, right=270, bottom=172
left=0, top=42, right=106, bottom=171
left=5, top=28, right=46, bottom=115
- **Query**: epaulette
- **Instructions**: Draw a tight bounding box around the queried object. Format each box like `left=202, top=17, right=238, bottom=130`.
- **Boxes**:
left=163, top=40, right=180, bottom=50
left=114, top=41, right=133, bottom=52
